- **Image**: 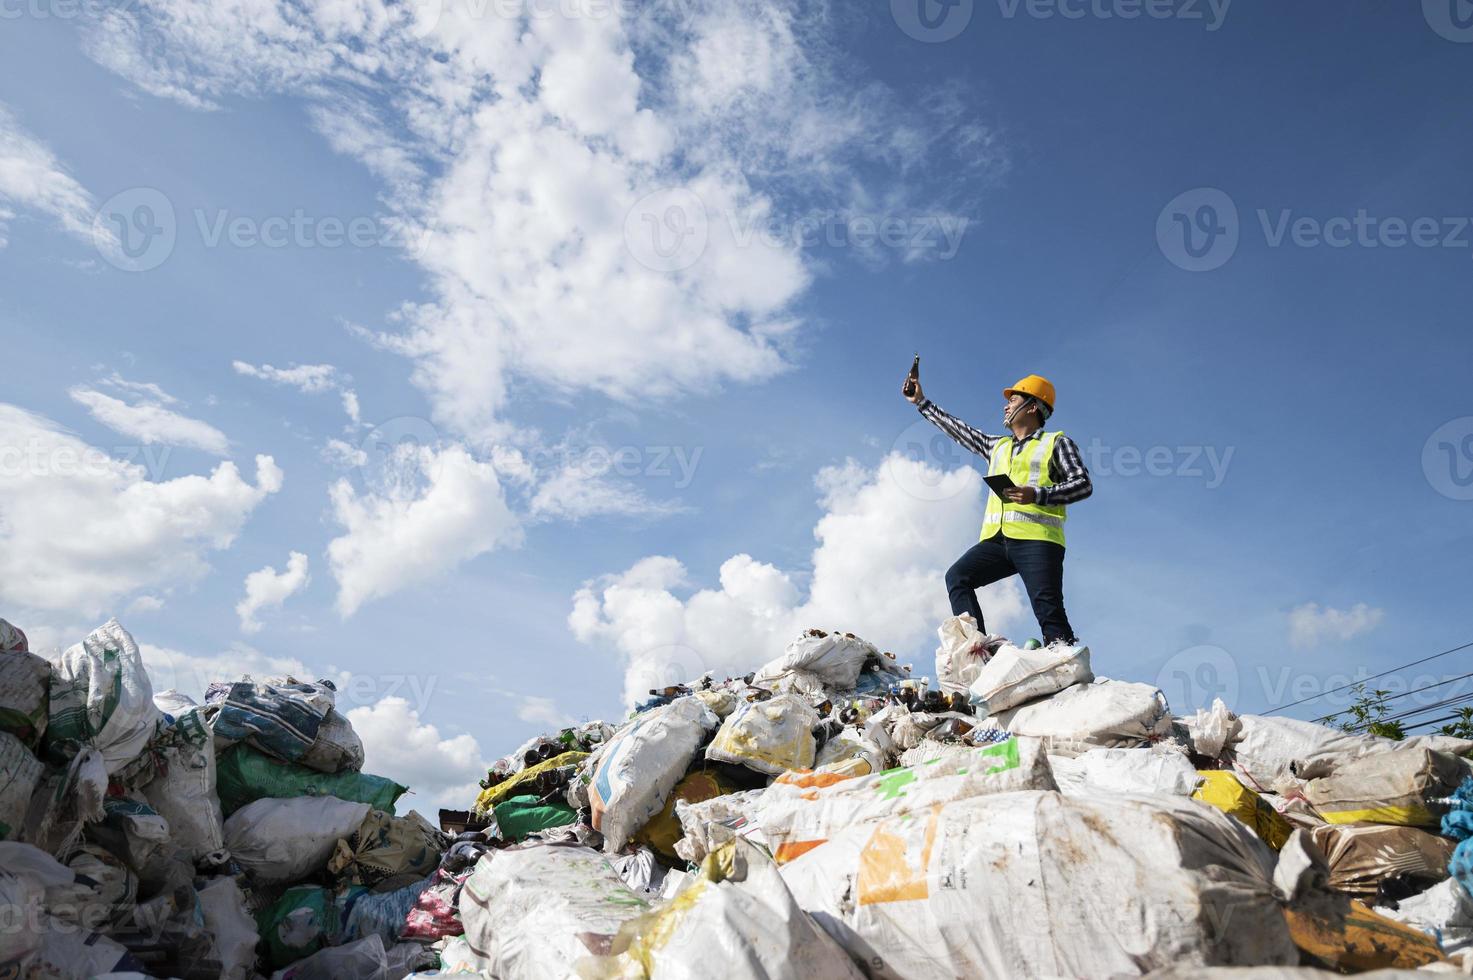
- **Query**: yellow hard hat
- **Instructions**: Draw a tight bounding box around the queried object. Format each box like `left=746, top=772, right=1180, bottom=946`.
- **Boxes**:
left=1003, top=375, right=1056, bottom=411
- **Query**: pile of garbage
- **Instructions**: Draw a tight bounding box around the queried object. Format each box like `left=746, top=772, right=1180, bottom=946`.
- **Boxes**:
left=8, top=613, right=1473, bottom=978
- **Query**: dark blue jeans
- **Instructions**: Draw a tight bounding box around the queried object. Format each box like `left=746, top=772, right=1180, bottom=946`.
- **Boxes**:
left=946, top=534, right=1077, bottom=644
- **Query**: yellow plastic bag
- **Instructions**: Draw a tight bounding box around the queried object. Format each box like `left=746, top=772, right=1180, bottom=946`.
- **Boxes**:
left=634, top=770, right=732, bottom=860
left=472, top=750, right=588, bottom=816
left=1192, top=770, right=1291, bottom=850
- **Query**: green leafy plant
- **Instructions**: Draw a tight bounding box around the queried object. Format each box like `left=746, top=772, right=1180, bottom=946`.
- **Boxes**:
left=1327, top=684, right=1405, bottom=740
left=1439, top=706, right=1473, bottom=740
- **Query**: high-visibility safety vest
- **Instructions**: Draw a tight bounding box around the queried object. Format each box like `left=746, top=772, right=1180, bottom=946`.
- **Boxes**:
left=981, top=430, right=1067, bottom=546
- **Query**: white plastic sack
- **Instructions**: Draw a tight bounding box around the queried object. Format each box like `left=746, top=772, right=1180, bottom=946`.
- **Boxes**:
left=1047, top=747, right=1202, bottom=797
left=992, top=677, right=1173, bottom=754
left=300, top=709, right=364, bottom=774
left=459, top=844, right=649, bottom=979
left=673, top=788, right=767, bottom=864
left=1182, top=698, right=1241, bottom=760
left=967, top=640, right=1093, bottom=715
left=1377, top=878, right=1473, bottom=954
left=609, top=847, right=667, bottom=898
left=224, top=796, right=371, bottom=885
left=10, top=916, right=134, bottom=978
left=934, top=614, right=994, bottom=698
left=0, top=732, right=43, bottom=841
left=1228, top=714, right=1473, bottom=791
left=198, top=876, right=258, bottom=980
left=153, top=689, right=200, bottom=718
left=779, top=790, right=1296, bottom=979
left=707, top=694, right=819, bottom=776
left=142, top=708, right=225, bottom=859
left=272, top=933, right=389, bottom=980
left=754, top=629, right=879, bottom=695
left=758, top=737, right=1056, bottom=864
left=588, top=697, right=717, bottom=853
left=585, top=837, right=865, bottom=980
left=47, top=619, right=162, bottom=774
left=815, top=727, right=887, bottom=777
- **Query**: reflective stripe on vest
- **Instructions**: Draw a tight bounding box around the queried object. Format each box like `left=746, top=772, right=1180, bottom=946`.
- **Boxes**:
left=981, top=430, right=1067, bottom=546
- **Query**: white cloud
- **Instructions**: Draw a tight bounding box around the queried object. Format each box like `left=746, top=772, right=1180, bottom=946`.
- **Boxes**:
left=0, top=403, right=282, bottom=619
left=528, top=464, right=685, bottom=522
left=69, top=384, right=230, bottom=455
left=236, top=551, right=310, bottom=633
left=571, top=452, right=1027, bottom=706
left=126, top=594, right=166, bottom=615
left=327, top=443, right=523, bottom=617
left=1288, top=602, right=1385, bottom=651
left=233, top=360, right=361, bottom=427
left=0, top=102, right=95, bottom=247
left=83, top=2, right=1002, bottom=444
left=346, top=696, right=488, bottom=814
left=517, top=695, right=577, bottom=731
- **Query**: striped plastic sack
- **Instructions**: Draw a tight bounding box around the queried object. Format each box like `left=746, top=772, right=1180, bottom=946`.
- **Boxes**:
left=206, top=677, right=335, bottom=764
left=45, top=619, right=162, bottom=774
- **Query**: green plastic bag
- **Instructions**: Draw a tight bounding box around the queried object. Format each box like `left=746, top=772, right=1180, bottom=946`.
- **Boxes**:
left=255, top=884, right=366, bottom=969
left=493, top=795, right=577, bottom=842
left=216, top=744, right=407, bottom=817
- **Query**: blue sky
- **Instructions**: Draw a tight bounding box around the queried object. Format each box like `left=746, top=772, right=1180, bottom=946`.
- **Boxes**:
left=2, top=0, right=1471, bottom=806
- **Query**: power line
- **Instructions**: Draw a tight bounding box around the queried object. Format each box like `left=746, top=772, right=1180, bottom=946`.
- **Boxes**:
left=1313, top=669, right=1473, bottom=723
left=1378, top=690, right=1473, bottom=727
left=1274, top=639, right=1473, bottom=713
left=1403, top=711, right=1473, bottom=735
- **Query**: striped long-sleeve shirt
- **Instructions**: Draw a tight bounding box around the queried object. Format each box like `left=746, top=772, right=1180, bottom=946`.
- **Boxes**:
left=918, top=398, right=1094, bottom=506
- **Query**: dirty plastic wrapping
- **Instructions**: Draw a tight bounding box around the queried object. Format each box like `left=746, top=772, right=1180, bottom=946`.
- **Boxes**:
left=753, top=629, right=879, bottom=696
left=1307, top=822, right=1455, bottom=898
left=140, top=704, right=226, bottom=859
left=459, top=842, right=650, bottom=978
left=966, top=640, right=1092, bottom=714
left=1047, top=745, right=1200, bottom=797
left=1302, top=746, right=1469, bottom=826
left=589, top=697, right=716, bottom=852
left=45, top=618, right=162, bottom=774
left=706, top=693, right=819, bottom=775
left=673, top=788, right=767, bottom=864
left=990, top=676, right=1173, bottom=752
left=779, top=790, right=1298, bottom=978
left=1226, top=712, right=1473, bottom=791
left=933, top=613, right=993, bottom=697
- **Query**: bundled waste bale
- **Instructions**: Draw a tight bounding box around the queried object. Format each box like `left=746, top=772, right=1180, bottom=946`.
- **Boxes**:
left=1306, top=823, right=1455, bottom=898
left=224, top=796, right=372, bottom=885
left=340, top=874, right=435, bottom=945
left=327, top=808, right=447, bottom=888
left=0, top=620, right=50, bottom=748
left=1193, top=771, right=1293, bottom=850
left=1048, top=746, right=1201, bottom=797
left=967, top=640, right=1092, bottom=714
left=475, top=749, right=587, bottom=815
left=933, top=613, right=997, bottom=697
left=1376, top=877, right=1473, bottom=955
left=45, top=618, right=162, bottom=774
left=632, top=769, right=734, bottom=860
left=589, top=697, right=718, bottom=852
left=206, top=676, right=355, bottom=771
left=673, top=788, right=767, bottom=864
left=196, top=876, right=258, bottom=980
left=256, top=884, right=363, bottom=971
left=402, top=867, right=471, bottom=941
left=780, top=790, right=1297, bottom=978
left=814, top=726, right=887, bottom=777
left=0, top=731, right=44, bottom=841
left=754, top=628, right=879, bottom=696
left=1226, top=713, right=1473, bottom=790
left=494, top=794, right=578, bottom=842
left=215, top=743, right=407, bottom=816
left=140, top=703, right=226, bottom=859
left=459, top=843, right=651, bottom=979
left=581, top=838, right=865, bottom=979
left=1303, top=746, right=1468, bottom=827
left=706, top=693, right=819, bottom=775
left=990, top=677, right=1173, bottom=752
left=759, top=737, right=1055, bottom=864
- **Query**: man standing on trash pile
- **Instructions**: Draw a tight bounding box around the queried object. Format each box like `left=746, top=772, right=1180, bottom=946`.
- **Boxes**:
left=904, top=366, right=1091, bottom=646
